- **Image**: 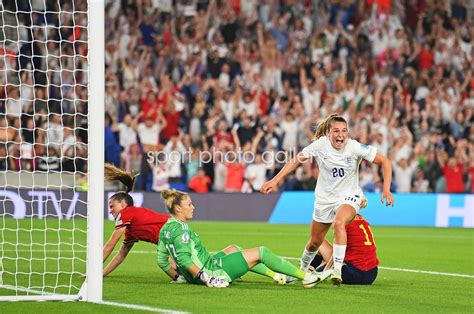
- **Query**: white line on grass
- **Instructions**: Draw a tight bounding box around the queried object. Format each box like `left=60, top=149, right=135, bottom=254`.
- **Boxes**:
left=195, top=230, right=472, bottom=239
left=99, top=300, right=190, bottom=314
left=376, top=266, right=474, bottom=279
left=198, top=232, right=471, bottom=239
left=4, top=250, right=473, bottom=279
left=0, top=285, right=189, bottom=313
left=281, top=256, right=474, bottom=279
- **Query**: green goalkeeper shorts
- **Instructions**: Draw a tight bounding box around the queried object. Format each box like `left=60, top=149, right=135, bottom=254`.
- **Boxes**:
left=221, top=251, right=249, bottom=281
left=212, top=251, right=226, bottom=259
left=214, top=251, right=249, bottom=282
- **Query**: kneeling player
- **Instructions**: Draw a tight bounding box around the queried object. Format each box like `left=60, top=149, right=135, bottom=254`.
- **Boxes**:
left=311, top=214, right=378, bottom=285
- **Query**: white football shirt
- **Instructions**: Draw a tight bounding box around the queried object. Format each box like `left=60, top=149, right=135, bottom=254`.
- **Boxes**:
left=301, top=136, right=377, bottom=207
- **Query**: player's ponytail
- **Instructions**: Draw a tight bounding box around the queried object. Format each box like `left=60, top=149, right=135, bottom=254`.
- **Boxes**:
left=105, top=163, right=138, bottom=206
left=312, top=114, right=347, bottom=141
left=105, top=163, right=137, bottom=193
left=161, top=189, right=188, bottom=214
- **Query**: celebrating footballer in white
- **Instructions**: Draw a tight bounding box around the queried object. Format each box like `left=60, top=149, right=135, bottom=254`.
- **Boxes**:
left=301, top=135, right=376, bottom=223
left=261, top=114, right=394, bottom=286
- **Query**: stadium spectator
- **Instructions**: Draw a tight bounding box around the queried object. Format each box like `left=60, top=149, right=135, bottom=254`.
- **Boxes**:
left=163, top=135, right=186, bottom=184
left=104, top=113, right=122, bottom=167
left=150, top=160, right=170, bottom=193
left=224, top=159, right=245, bottom=192
left=392, top=158, right=419, bottom=193
left=188, top=168, right=211, bottom=193
left=123, top=143, right=142, bottom=174
left=0, top=115, right=16, bottom=144
left=412, top=169, right=430, bottom=193
left=436, top=149, right=465, bottom=193
left=1, top=0, right=472, bottom=195
left=117, top=114, right=139, bottom=155
left=137, top=109, right=167, bottom=190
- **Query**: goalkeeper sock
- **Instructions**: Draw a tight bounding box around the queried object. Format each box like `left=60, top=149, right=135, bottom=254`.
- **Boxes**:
left=300, top=248, right=317, bottom=271
left=259, top=246, right=305, bottom=280
left=250, top=263, right=276, bottom=279
left=333, top=244, right=347, bottom=272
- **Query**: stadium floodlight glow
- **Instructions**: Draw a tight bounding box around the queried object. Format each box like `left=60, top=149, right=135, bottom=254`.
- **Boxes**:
left=0, top=0, right=104, bottom=302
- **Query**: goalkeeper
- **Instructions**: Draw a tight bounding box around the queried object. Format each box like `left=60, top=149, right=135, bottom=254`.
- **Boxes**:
left=157, top=189, right=323, bottom=288
left=102, top=164, right=170, bottom=277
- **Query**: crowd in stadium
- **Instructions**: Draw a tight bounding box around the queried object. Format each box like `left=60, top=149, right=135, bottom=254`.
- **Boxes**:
left=0, top=0, right=89, bottom=174
left=0, top=0, right=473, bottom=194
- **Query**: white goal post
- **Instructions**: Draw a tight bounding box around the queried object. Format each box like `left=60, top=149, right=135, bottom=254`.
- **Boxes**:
left=84, top=0, right=104, bottom=303
left=0, top=0, right=104, bottom=302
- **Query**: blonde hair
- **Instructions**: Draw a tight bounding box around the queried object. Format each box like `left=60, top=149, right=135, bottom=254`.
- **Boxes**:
left=160, top=189, right=188, bottom=214
left=312, top=114, right=347, bottom=141
left=104, top=163, right=137, bottom=193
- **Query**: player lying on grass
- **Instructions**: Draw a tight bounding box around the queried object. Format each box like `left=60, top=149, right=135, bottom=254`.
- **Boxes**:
left=103, top=163, right=170, bottom=277
left=310, top=214, right=378, bottom=285
left=157, top=189, right=324, bottom=288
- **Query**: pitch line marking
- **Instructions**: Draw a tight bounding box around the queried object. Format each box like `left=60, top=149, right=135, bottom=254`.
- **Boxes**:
left=198, top=231, right=471, bottom=239
left=3, top=250, right=473, bottom=279
left=99, top=300, right=190, bottom=314
left=281, top=256, right=474, bottom=279
left=376, top=266, right=474, bottom=279
left=0, top=285, right=189, bottom=313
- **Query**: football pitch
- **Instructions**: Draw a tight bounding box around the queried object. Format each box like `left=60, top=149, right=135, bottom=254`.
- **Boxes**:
left=1, top=219, right=473, bottom=313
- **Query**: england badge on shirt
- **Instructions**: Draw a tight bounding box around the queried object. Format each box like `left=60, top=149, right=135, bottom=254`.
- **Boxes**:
left=345, top=156, right=353, bottom=166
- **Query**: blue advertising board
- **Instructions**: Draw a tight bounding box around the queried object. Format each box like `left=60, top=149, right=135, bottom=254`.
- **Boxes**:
left=269, top=192, right=474, bottom=228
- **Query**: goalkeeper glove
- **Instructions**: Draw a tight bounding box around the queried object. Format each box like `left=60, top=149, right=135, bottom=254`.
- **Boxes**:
left=198, top=270, right=229, bottom=288
left=170, top=274, right=187, bottom=284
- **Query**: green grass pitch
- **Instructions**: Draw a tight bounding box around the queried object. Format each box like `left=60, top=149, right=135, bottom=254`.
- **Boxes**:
left=1, top=219, right=473, bottom=313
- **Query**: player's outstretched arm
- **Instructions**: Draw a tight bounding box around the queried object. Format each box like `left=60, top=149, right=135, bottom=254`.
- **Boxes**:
left=103, top=226, right=126, bottom=262
left=103, top=241, right=134, bottom=277
left=372, top=153, right=395, bottom=207
left=260, top=152, right=307, bottom=194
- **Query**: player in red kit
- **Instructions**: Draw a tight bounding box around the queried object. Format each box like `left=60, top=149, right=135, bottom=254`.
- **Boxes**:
left=103, top=164, right=170, bottom=277
left=310, top=214, right=378, bottom=285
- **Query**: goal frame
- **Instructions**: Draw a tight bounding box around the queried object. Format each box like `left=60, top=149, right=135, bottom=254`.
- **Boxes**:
left=0, top=0, right=104, bottom=302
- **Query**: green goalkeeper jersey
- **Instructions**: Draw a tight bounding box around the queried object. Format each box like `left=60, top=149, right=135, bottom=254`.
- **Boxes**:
left=157, top=217, right=229, bottom=283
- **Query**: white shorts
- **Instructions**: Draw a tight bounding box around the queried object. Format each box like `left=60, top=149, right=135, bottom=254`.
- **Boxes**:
left=312, top=193, right=366, bottom=224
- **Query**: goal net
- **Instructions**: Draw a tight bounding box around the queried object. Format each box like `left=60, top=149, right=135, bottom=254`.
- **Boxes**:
left=0, top=0, right=103, bottom=302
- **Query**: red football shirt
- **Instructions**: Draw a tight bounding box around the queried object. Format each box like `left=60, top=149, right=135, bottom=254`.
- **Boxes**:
left=442, top=164, right=464, bottom=193
left=418, top=49, right=433, bottom=69
left=344, top=216, right=379, bottom=271
left=470, top=167, right=474, bottom=193
left=188, top=175, right=211, bottom=193
left=115, top=206, right=169, bottom=244
left=225, top=163, right=245, bottom=191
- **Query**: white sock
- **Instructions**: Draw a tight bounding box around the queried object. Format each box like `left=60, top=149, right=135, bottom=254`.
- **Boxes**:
left=300, top=248, right=317, bottom=271
left=333, top=244, right=347, bottom=272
